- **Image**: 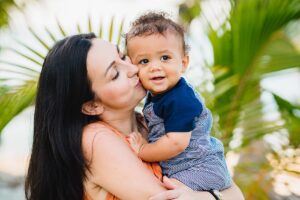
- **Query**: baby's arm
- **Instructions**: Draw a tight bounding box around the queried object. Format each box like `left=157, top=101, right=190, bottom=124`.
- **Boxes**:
left=129, top=131, right=191, bottom=162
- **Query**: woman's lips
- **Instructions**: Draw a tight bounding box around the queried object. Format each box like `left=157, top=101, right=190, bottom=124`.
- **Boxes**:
left=135, top=79, right=142, bottom=87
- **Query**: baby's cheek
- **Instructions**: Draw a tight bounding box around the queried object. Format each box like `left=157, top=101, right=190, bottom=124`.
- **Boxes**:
left=138, top=70, right=148, bottom=82
left=137, top=67, right=143, bottom=76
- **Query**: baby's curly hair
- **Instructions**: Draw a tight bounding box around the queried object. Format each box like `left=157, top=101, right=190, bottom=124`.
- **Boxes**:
left=125, top=12, right=189, bottom=55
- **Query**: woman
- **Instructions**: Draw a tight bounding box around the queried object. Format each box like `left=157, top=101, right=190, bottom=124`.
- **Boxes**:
left=25, top=33, right=244, bottom=200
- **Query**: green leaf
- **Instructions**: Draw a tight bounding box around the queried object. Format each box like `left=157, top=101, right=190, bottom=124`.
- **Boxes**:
left=28, top=27, right=50, bottom=50
left=5, top=47, right=43, bottom=66
left=56, top=18, right=67, bottom=37
left=0, top=60, right=40, bottom=75
left=98, top=20, right=103, bottom=38
left=273, top=94, right=300, bottom=147
left=76, top=22, right=82, bottom=33
left=0, top=80, right=37, bottom=134
left=117, top=18, right=125, bottom=45
left=208, top=0, right=300, bottom=146
left=109, top=16, right=115, bottom=42
left=88, top=16, right=92, bottom=33
left=45, top=27, right=58, bottom=43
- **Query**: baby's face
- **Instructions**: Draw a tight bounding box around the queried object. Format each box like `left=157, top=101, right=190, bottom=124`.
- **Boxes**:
left=127, top=31, right=189, bottom=95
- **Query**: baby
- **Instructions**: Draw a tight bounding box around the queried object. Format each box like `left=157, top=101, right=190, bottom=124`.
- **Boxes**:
left=126, top=12, right=232, bottom=191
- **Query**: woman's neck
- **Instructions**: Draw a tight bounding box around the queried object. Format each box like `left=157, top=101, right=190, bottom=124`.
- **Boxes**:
left=100, top=110, right=138, bottom=136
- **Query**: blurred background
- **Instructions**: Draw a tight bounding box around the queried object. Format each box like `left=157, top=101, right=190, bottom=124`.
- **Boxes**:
left=0, top=0, right=300, bottom=199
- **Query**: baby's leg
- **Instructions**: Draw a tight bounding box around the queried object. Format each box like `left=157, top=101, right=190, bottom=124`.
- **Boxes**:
left=169, top=155, right=231, bottom=191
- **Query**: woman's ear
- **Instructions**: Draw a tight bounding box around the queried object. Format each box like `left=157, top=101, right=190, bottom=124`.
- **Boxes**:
left=81, top=100, right=104, bottom=116
left=181, top=55, right=189, bottom=73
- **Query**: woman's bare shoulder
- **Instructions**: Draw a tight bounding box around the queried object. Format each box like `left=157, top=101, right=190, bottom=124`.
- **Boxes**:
left=82, top=121, right=120, bottom=163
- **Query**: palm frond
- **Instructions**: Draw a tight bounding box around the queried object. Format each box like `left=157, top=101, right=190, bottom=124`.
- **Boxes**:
left=28, top=27, right=50, bottom=50
left=88, top=15, right=92, bottom=33
left=0, top=60, right=40, bottom=75
left=98, top=20, right=103, bottom=38
left=207, top=0, right=300, bottom=148
left=4, top=47, right=43, bottom=66
left=14, top=39, right=45, bottom=60
left=0, top=80, right=37, bottom=133
left=109, top=16, right=115, bottom=42
left=117, top=18, right=125, bottom=45
left=0, top=16, right=125, bottom=134
left=45, top=27, right=58, bottom=43
left=56, top=18, right=67, bottom=37
left=273, top=94, right=300, bottom=147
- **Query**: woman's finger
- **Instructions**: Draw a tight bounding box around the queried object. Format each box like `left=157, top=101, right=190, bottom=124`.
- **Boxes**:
left=161, top=176, right=177, bottom=190
left=149, top=190, right=180, bottom=200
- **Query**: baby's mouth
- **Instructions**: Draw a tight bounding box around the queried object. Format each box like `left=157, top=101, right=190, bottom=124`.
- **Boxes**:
left=150, top=76, right=165, bottom=81
left=150, top=76, right=165, bottom=85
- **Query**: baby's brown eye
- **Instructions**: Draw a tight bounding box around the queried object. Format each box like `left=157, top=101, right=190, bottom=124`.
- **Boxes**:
left=161, top=55, right=170, bottom=61
left=139, top=59, right=149, bottom=64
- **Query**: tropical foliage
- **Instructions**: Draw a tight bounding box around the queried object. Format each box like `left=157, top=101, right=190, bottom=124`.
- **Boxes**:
left=1, top=0, right=300, bottom=199
left=0, top=0, right=15, bottom=28
left=0, top=0, right=34, bottom=28
left=179, top=0, right=300, bottom=198
left=0, top=16, right=124, bottom=133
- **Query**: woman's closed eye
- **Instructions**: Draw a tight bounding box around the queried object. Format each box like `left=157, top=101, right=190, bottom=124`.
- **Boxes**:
left=112, top=70, right=119, bottom=80
left=161, top=55, right=170, bottom=61
left=111, top=54, right=125, bottom=80
left=138, top=59, right=149, bottom=65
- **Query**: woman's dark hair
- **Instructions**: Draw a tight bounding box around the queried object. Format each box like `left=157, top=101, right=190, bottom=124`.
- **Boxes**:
left=25, top=33, right=98, bottom=200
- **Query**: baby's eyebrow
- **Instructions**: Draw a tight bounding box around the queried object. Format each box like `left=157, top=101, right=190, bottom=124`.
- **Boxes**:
left=157, top=49, right=171, bottom=54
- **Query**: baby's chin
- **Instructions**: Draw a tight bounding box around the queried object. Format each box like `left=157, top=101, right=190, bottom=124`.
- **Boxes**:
left=148, top=89, right=165, bottom=96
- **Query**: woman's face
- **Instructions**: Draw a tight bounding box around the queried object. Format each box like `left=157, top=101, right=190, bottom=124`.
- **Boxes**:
left=86, top=39, right=146, bottom=112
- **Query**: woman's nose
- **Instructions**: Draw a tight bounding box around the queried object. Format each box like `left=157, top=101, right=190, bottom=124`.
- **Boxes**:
left=126, top=62, right=138, bottom=78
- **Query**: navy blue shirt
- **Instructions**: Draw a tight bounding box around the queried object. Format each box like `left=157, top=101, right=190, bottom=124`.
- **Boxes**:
left=144, top=78, right=203, bottom=133
left=142, top=77, right=232, bottom=190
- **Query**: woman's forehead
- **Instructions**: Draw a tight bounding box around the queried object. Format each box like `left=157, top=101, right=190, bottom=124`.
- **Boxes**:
left=87, top=39, right=118, bottom=72
left=91, top=38, right=117, bottom=57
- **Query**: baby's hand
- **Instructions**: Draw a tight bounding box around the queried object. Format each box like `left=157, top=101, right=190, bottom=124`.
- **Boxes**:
left=128, top=131, right=148, bottom=154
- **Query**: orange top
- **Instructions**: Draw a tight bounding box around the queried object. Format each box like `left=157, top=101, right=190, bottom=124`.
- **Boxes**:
left=84, top=119, right=162, bottom=200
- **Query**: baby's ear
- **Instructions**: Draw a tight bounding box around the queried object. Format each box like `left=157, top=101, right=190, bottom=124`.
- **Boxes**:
left=81, top=100, right=104, bottom=116
left=181, top=55, right=189, bottom=73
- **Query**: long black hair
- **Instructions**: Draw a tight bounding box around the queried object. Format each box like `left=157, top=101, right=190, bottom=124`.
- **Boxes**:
left=25, top=33, right=98, bottom=200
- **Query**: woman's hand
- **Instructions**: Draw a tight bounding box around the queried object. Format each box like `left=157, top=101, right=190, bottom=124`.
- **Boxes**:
left=149, top=176, right=200, bottom=200
left=150, top=176, right=245, bottom=200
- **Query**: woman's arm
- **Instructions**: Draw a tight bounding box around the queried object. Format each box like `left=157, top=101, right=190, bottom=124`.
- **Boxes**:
left=129, top=131, right=191, bottom=162
left=149, top=176, right=244, bottom=200
left=83, top=126, right=166, bottom=200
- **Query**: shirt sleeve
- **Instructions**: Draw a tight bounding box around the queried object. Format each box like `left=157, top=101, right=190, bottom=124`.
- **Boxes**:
left=160, top=93, right=203, bottom=133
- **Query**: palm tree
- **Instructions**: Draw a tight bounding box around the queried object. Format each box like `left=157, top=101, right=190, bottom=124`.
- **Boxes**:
left=0, top=16, right=124, bottom=134
left=179, top=0, right=300, bottom=198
